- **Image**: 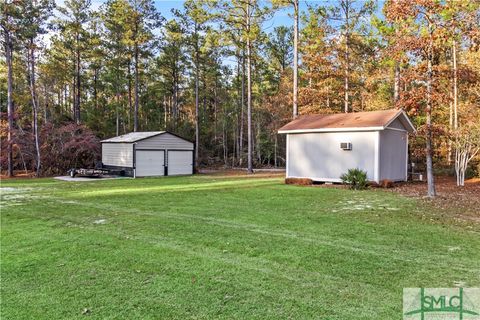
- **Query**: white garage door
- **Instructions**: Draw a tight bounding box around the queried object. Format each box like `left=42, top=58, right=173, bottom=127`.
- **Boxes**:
left=135, top=150, right=165, bottom=177
left=168, top=150, right=193, bottom=175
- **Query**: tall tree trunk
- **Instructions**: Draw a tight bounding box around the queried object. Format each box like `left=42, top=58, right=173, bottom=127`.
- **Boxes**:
left=447, top=41, right=454, bottom=164
left=452, top=39, right=458, bottom=130
left=168, top=95, right=172, bottom=129
left=163, top=95, right=167, bottom=129
left=246, top=1, right=253, bottom=174
left=292, top=0, right=299, bottom=118
left=64, top=85, right=68, bottom=115
left=116, top=105, right=120, bottom=136
left=214, top=76, right=218, bottom=141
left=134, top=45, right=139, bottom=132
left=344, top=37, right=349, bottom=113
left=239, top=51, right=245, bottom=166
left=394, top=25, right=400, bottom=105
left=57, top=90, right=61, bottom=114
left=43, top=83, right=49, bottom=123
left=194, top=24, right=200, bottom=172
left=451, top=39, right=460, bottom=178
left=93, top=68, right=98, bottom=110
left=448, top=89, right=453, bottom=165
left=174, top=68, right=178, bottom=129
left=232, top=121, right=237, bottom=167
left=5, top=28, right=14, bottom=177
left=28, top=40, right=41, bottom=177
left=236, top=55, right=241, bottom=164
left=127, top=59, right=133, bottom=130
left=75, top=34, right=81, bottom=124
left=426, top=31, right=436, bottom=197
left=222, top=109, right=227, bottom=166
left=394, top=63, right=400, bottom=103
left=343, top=1, right=350, bottom=113
left=256, top=120, right=261, bottom=162
left=115, top=77, right=120, bottom=136
left=202, top=74, right=207, bottom=120
left=72, top=68, right=76, bottom=120
left=274, top=133, right=277, bottom=168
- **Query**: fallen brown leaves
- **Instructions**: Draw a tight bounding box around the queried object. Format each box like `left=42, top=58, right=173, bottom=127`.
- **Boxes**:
left=389, top=176, right=480, bottom=222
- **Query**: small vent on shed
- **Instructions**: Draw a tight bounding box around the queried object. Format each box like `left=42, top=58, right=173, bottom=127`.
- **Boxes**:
left=340, top=142, right=352, bottom=150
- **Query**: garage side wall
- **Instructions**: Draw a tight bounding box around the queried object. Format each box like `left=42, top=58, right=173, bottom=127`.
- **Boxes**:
left=102, top=143, right=133, bottom=167
left=379, top=129, right=407, bottom=181
left=287, top=131, right=377, bottom=182
left=136, top=133, right=194, bottom=150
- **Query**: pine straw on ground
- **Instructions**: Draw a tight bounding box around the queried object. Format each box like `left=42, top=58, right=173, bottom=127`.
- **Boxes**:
left=388, top=176, right=480, bottom=222
left=0, top=171, right=36, bottom=179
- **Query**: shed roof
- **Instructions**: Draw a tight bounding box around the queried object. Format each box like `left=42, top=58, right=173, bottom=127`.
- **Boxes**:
left=101, top=131, right=165, bottom=143
left=278, top=109, right=415, bottom=133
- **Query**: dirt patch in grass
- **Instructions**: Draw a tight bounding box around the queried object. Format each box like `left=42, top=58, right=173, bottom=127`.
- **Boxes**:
left=0, top=186, right=42, bottom=207
left=388, top=176, right=480, bottom=222
left=285, top=178, right=313, bottom=185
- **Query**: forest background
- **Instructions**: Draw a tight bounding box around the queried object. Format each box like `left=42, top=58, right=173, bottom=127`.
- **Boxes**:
left=1, top=0, right=479, bottom=196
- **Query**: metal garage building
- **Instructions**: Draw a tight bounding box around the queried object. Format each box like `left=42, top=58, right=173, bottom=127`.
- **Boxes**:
left=278, top=109, right=415, bottom=183
left=101, top=131, right=194, bottom=177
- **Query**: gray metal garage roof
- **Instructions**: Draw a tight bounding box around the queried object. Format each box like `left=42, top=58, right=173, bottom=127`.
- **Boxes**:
left=101, top=131, right=165, bottom=143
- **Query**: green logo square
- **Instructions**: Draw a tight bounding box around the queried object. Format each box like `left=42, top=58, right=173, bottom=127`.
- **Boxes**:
left=404, top=288, right=480, bottom=320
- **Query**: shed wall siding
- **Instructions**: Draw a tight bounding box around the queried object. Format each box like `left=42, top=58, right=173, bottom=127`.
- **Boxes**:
left=287, top=131, right=377, bottom=181
left=379, top=129, right=407, bottom=181
left=136, top=133, right=194, bottom=150
left=102, top=143, right=133, bottom=167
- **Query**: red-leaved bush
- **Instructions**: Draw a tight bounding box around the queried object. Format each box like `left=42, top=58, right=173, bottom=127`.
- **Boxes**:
left=40, top=123, right=101, bottom=176
left=1, top=121, right=100, bottom=176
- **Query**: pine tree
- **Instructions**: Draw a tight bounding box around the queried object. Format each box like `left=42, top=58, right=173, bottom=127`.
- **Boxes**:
left=19, top=0, right=55, bottom=177
left=55, top=0, right=92, bottom=124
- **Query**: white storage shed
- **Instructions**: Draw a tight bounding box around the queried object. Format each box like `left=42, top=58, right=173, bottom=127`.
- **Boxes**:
left=101, top=131, right=194, bottom=177
left=278, top=109, right=415, bottom=183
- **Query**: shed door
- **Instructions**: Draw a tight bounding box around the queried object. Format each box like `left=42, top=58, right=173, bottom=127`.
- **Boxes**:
left=135, top=150, right=165, bottom=177
left=167, top=150, right=193, bottom=175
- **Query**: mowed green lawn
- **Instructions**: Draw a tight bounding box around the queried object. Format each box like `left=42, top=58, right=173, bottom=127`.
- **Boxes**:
left=1, top=175, right=479, bottom=319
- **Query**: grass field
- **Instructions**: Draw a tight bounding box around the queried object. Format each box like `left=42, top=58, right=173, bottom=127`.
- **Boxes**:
left=1, top=174, right=479, bottom=319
